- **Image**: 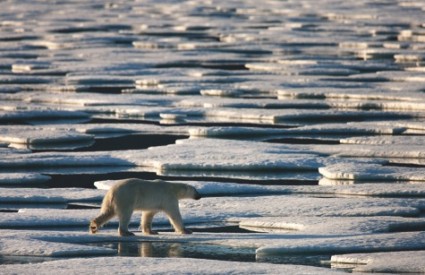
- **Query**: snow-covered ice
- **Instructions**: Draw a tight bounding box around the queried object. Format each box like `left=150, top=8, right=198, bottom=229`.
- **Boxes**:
left=1, top=0, right=425, bottom=273
left=331, top=250, right=425, bottom=273
left=2, top=257, right=345, bottom=275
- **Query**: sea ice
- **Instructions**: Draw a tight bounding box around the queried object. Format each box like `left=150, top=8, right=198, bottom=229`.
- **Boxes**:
left=0, top=173, right=50, bottom=185
left=319, top=163, right=425, bottom=181
left=255, top=231, right=425, bottom=256
left=1, top=256, right=344, bottom=275
left=0, top=188, right=104, bottom=204
left=0, top=126, right=94, bottom=146
left=331, top=250, right=425, bottom=273
left=237, top=216, right=425, bottom=236
left=0, top=238, right=115, bottom=257
left=2, top=196, right=422, bottom=228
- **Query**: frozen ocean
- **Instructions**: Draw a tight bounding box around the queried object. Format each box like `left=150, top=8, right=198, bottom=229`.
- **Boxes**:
left=1, top=0, right=425, bottom=274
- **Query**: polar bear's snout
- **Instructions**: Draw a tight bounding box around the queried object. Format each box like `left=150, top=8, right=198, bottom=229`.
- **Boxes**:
left=194, top=190, right=202, bottom=200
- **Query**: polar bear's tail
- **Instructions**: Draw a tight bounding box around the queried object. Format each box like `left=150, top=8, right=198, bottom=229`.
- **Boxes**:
left=89, top=191, right=115, bottom=234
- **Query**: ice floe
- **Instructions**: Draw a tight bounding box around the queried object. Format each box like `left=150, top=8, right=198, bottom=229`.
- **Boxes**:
left=2, top=195, right=423, bottom=229
left=319, top=163, right=425, bottom=181
left=331, top=250, right=425, bottom=273
left=237, top=216, right=425, bottom=236
left=255, top=231, right=425, bottom=256
left=1, top=257, right=343, bottom=274
left=0, top=188, right=104, bottom=204
left=0, top=173, right=50, bottom=185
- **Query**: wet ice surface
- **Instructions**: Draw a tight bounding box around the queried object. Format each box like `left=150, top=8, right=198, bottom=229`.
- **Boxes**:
left=1, top=0, right=425, bottom=274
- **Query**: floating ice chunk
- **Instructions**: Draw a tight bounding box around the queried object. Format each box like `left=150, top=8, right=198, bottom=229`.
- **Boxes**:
left=276, top=87, right=423, bottom=101
left=182, top=196, right=424, bottom=220
left=339, top=41, right=372, bottom=49
left=1, top=256, right=342, bottom=274
left=202, top=108, right=413, bottom=124
left=1, top=209, right=102, bottom=228
left=157, top=170, right=320, bottom=181
left=341, top=135, right=425, bottom=145
left=0, top=173, right=50, bottom=185
left=121, top=138, right=324, bottom=171
left=256, top=231, right=425, bottom=256
left=0, top=127, right=94, bottom=145
left=94, top=180, right=291, bottom=196
left=300, top=143, right=425, bottom=159
left=331, top=251, right=425, bottom=273
left=0, top=238, right=115, bottom=257
left=11, top=61, right=51, bottom=72
left=238, top=216, right=425, bottom=236
left=0, top=151, right=133, bottom=168
left=65, top=75, right=134, bottom=86
left=319, top=163, right=425, bottom=181
left=0, top=188, right=104, bottom=203
left=200, top=89, right=242, bottom=97
left=0, top=110, right=89, bottom=121
left=94, top=180, right=116, bottom=190
left=188, top=122, right=406, bottom=138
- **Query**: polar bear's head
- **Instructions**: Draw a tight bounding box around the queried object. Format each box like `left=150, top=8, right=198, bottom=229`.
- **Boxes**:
left=178, top=184, right=202, bottom=200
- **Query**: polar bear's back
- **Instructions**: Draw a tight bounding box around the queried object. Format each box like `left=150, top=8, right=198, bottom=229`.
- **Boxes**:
left=107, top=178, right=181, bottom=211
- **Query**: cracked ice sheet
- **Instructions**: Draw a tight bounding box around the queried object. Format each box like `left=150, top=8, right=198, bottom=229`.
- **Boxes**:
left=254, top=231, right=425, bottom=257
left=0, top=127, right=94, bottom=145
left=2, top=92, right=177, bottom=107
left=295, top=143, right=425, bottom=159
left=0, top=257, right=344, bottom=275
left=95, top=180, right=292, bottom=196
left=202, top=108, right=415, bottom=124
left=319, top=163, right=425, bottom=181
left=236, top=216, right=425, bottom=236
left=188, top=122, right=407, bottom=138
left=0, top=188, right=104, bottom=203
left=115, top=138, right=332, bottom=172
left=0, top=173, right=50, bottom=185
left=340, top=135, right=425, bottom=145
left=0, top=150, right=133, bottom=168
left=331, top=250, right=425, bottom=273
left=0, top=123, right=190, bottom=143
left=0, top=109, right=89, bottom=122
left=0, top=138, right=334, bottom=172
left=276, top=87, right=424, bottom=101
left=0, top=238, right=115, bottom=258
left=2, top=196, right=424, bottom=228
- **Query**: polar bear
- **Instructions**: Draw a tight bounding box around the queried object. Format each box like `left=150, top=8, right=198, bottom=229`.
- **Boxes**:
left=89, top=178, right=201, bottom=236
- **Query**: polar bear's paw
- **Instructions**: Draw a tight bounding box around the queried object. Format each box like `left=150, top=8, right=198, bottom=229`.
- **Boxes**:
left=179, top=228, right=193, bottom=235
left=89, top=221, right=98, bottom=234
left=119, top=228, right=136, bottom=237
left=142, top=229, right=158, bottom=235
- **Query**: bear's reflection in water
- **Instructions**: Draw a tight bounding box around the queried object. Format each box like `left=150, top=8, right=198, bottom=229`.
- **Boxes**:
left=115, top=242, right=331, bottom=267
left=118, top=242, right=183, bottom=257
left=113, top=241, right=256, bottom=262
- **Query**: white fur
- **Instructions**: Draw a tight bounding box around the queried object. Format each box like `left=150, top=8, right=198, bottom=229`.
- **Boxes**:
left=90, top=178, right=201, bottom=236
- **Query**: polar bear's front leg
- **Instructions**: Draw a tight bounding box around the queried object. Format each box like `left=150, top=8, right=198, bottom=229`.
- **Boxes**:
left=117, top=208, right=135, bottom=237
left=141, top=211, right=158, bottom=235
left=165, top=207, right=192, bottom=234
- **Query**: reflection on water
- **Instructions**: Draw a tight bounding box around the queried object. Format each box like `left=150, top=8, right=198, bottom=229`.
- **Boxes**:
left=118, top=242, right=184, bottom=258
left=91, top=241, right=332, bottom=268
left=93, top=241, right=256, bottom=263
